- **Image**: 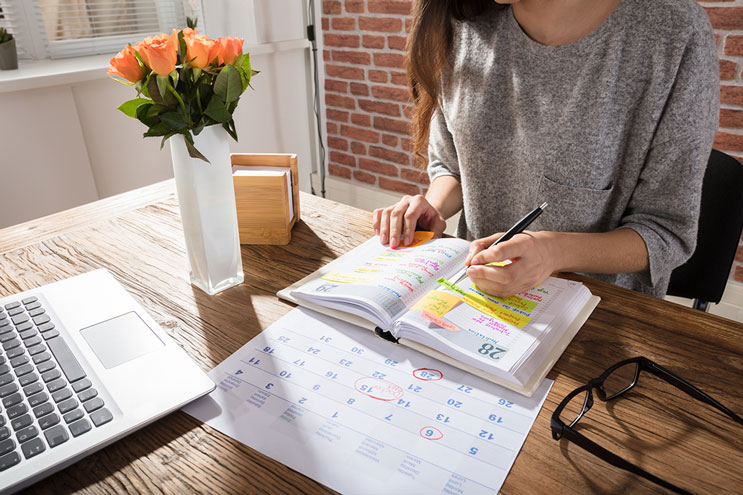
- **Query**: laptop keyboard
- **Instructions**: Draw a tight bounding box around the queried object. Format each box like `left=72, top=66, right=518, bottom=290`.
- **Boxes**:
left=0, top=297, right=112, bottom=471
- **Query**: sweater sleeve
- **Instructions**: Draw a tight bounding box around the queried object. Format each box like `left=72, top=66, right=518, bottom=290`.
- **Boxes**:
left=619, top=17, right=719, bottom=289
left=427, top=108, right=461, bottom=182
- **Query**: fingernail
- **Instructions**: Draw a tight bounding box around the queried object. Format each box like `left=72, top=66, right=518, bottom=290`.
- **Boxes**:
left=404, top=235, right=411, bottom=245
left=391, top=236, right=398, bottom=247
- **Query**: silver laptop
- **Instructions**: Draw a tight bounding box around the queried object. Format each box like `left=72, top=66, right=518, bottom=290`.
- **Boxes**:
left=0, top=269, right=215, bottom=493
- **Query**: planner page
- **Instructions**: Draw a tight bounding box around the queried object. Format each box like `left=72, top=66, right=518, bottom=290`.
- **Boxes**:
left=183, top=307, right=552, bottom=495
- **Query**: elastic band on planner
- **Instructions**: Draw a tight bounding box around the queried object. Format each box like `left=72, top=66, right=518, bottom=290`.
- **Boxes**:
left=375, top=327, right=399, bottom=344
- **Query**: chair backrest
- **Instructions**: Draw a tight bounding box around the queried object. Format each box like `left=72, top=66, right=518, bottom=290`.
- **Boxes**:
left=667, top=149, right=743, bottom=307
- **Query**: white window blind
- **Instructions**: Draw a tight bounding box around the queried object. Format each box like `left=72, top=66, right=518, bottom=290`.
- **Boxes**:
left=0, top=0, right=192, bottom=60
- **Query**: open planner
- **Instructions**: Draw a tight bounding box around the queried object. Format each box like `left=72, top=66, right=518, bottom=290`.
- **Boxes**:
left=278, top=233, right=600, bottom=396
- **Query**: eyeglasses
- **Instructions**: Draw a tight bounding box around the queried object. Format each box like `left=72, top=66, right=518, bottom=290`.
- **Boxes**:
left=551, top=356, right=743, bottom=495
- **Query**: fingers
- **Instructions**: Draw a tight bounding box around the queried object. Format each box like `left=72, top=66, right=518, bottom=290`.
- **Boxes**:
left=469, top=234, right=529, bottom=266
left=372, top=208, right=382, bottom=236
left=378, top=208, right=392, bottom=245
left=402, top=196, right=428, bottom=245
left=465, top=232, right=505, bottom=265
left=373, top=195, right=444, bottom=247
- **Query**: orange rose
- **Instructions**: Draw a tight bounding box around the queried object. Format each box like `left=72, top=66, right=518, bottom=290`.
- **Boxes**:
left=108, top=45, right=143, bottom=83
left=138, top=34, right=177, bottom=76
left=217, top=37, right=244, bottom=65
left=185, top=34, right=219, bottom=68
left=170, top=27, right=197, bottom=48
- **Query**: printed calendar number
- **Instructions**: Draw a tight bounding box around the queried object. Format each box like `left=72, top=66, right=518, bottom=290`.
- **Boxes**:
left=477, top=343, right=507, bottom=360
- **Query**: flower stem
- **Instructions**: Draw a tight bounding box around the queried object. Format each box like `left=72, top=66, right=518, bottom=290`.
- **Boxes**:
left=167, top=84, right=190, bottom=124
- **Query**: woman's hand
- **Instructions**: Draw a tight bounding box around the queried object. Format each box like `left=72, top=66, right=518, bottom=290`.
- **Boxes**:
left=464, top=231, right=559, bottom=297
left=373, top=195, right=447, bottom=248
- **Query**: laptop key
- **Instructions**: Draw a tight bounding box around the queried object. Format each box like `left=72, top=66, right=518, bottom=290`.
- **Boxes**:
left=90, top=408, right=113, bottom=427
left=32, top=351, right=51, bottom=365
left=63, top=408, right=83, bottom=424
left=27, top=344, right=46, bottom=356
left=41, top=329, right=59, bottom=340
left=69, top=418, right=91, bottom=437
left=10, top=354, right=29, bottom=368
left=24, top=336, right=42, bottom=348
left=37, top=360, right=56, bottom=374
left=47, top=378, right=67, bottom=393
left=2, top=393, right=22, bottom=408
left=7, top=403, right=27, bottom=419
left=41, top=369, right=61, bottom=383
left=58, top=398, right=78, bottom=415
left=18, top=372, right=38, bottom=387
left=24, top=302, right=41, bottom=311
left=0, top=427, right=8, bottom=441
left=14, top=322, right=32, bottom=333
left=18, top=329, right=36, bottom=340
left=28, top=308, right=45, bottom=318
left=0, top=382, right=18, bottom=397
left=11, top=314, right=29, bottom=326
left=22, top=297, right=38, bottom=306
left=4, top=302, right=20, bottom=311
left=28, top=392, right=48, bottom=408
left=6, top=347, right=25, bottom=360
left=78, top=388, right=98, bottom=402
left=83, top=397, right=104, bottom=413
left=33, top=402, right=54, bottom=419
left=37, top=322, right=54, bottom=333
left=46, top=336, right=87, bottom=383
left=0, top=332, right=16, bottom=343
left=0, top=364, right=8, bottom=375
left=11, top=414, right=32, bottom=431
left=32, top=315, right=50, bottom=326
left=39, top=413, right=59, bottom=430
left=21, top=437, right=45, bottom=459
left=0, top=377, right=17, bottom=391
left=44, top=424, right=68, bottom=448
left=14, top=364, right=34, bottom=377
left=7, top=307, right=24, bottom=317
left=52, top=388, right=72, bottom=403
left=0, top=438, right=15, bottom=456
left=72, top=378, right=91, bottom=393
left=0, top=450, right=21, bottom=471
left=23, top=381, right=43, bottom=398
left=15, top=425, right=37, bottom=444
left=2, top=339, right=20, bottom=351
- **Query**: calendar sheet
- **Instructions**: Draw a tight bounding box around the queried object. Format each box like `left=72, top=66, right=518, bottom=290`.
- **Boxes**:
left=183, top=307, right=552, bottom=495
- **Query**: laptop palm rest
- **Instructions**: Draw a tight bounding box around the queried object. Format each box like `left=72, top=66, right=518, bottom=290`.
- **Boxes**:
left=80, top=312, right=164, bottom=369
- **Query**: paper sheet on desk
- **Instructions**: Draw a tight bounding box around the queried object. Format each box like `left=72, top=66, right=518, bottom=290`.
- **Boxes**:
left=182, top=308, right=552, bottom=495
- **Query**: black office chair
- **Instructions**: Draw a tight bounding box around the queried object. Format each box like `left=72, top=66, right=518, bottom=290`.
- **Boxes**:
left=667, top=149, right=743, bottom=311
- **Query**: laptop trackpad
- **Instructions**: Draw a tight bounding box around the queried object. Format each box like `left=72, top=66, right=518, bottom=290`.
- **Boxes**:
left=80, top=312, right=164, bottom=369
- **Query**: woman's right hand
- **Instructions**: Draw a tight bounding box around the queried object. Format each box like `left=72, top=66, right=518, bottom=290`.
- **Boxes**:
left=372, top=195, right=447, bottom=248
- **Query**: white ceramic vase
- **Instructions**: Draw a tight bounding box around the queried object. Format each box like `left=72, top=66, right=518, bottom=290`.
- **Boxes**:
left=169, top=125, right=244, bottom=295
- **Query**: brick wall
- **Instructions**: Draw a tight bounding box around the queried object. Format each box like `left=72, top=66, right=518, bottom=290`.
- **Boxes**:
left=321, top=0, right=743, bottom=285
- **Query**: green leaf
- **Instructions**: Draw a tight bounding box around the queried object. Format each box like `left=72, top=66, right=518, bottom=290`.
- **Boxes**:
left=160, top=111, right=189, bottom=130
left=147, top=75, right=164, bottom=105
left=223, top=121, right=238, bottom=141
left=136, top=103, right=157, bottom=127
left=156, top=74, right=170, bottom=101
left=204, top=96, right=231, bottom=123
left=240, top=54, right=252, bottom=89
left=213, top=64, right=242, bottom=103
left=117, top=98, right=150, bottom=118
left=160, top=131, right=179, bottom=150
left=143, top=122, right=170, bottom=137
left=184, top=137, right=210, bottom=163
left=178, top=30, right=187, bottom=64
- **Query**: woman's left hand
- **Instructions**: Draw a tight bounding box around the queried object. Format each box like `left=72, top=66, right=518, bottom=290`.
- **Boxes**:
left=464, top=231, right=558, bottom=297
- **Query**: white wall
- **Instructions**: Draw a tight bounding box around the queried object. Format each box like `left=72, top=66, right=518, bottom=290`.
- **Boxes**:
left=0, top=2, right=319, bottom=228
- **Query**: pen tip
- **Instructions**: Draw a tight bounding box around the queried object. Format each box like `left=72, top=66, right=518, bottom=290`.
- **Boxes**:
left=540, top=202, right=548, bottom=209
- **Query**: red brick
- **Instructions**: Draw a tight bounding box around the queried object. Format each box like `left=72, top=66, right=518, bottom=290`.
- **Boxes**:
left=350, top=141, right=367, bottom=155
left=363, top=35, right=385, bottom=49
left=326, top=64, right=365, bottom=80
left=327, top=109, right=350, bottom=122
left=720, top=108, right=743, bottom=128
left=720, top=60, right=738, bottom=81
left=323, top=0, right=341, bottom=15
left=390, top=71, right=408, bottom=86
left=368, top=0, right=412, bottom=15
left=324, top=33, right=360, bottom=48
left=374, top=52, right=406, bottom=69
left=330, top=150, right=357, bottom=167
left=327, top=122, right=338, bottom=135
left=351, top=112, right=372, bottom=127
left=326, top=93, right=356, bottom=110
left=734, top=265, right=743, bottom=283
left=388, top=35, right=407, bottom=51
left=323, top=49, right=331, bottom=62
left=369, top=70, right=388, bottom=83
left=382, top=134, right=398, bottom=147
left=341, top=124, right=381, bottom=143
left=332, top=17, right=356, bottom=30
left=372, top=85, right=411, bottom=102
left=350, top=82, right=370, bottom=96
left=325, top=78, right=348, bottom=93
left=402, top=167, right=430, bottom=185
left=724, top=35, right=743, bottom=56
left=721, top=85, right=743, bottom=106
left=359, top=157, right=399, bottom=176
left=346, top=0, right=364, bottom=13
left=704, top=7, right=743, bottom=30
left=379, top=177, right=419, bottom=195
left=358, top=98, right=401, bottom=116
left=374, top=116, right=411, bottom=135
left=713, top=131, right=743, bottom=152
left=333, top=50, right=371, bottom=65
left=400, top=137, right=413, bottom=151
left=735, top=245, right=743, bottom=263
left=354, top=169, right=377, bottom=184
left=322, top=18, right=329, bottom=30
left=329, top=163, right=352, bottom=179
left=370, top=145, right=410, bottom=165
left=359, top=17, right=403, bottom=33
left=328, top=136, right=349, bottom=151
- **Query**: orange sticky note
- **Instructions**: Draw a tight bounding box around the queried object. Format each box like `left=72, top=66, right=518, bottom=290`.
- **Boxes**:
left=411, top=290, right=462, bottom=317
left=403, top=231, right=435, bottom=248
left=421, top=311, right=460, bottom=332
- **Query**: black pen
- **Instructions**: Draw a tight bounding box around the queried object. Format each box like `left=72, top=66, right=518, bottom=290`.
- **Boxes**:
left=449, top=202, right=548, bottom=286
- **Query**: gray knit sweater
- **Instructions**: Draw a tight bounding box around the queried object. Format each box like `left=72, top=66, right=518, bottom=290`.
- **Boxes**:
left=428, top=0, right=719, bottom=297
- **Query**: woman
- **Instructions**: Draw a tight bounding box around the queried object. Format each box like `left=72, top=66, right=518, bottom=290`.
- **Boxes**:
left=373, top=0, right=719, bottom=298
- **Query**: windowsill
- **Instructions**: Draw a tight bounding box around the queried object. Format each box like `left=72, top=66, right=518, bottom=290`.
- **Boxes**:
left=0, top=38, right=310, bottom=94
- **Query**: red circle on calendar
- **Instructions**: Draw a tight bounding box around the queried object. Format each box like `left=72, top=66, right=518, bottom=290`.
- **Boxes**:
left=354, top=377, right=404, bottom=401
left=419, top=426, right=443, bottom=440
left=413, top=368, right=443, bottom=381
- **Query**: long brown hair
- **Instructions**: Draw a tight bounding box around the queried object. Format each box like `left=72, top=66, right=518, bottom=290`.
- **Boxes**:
left=407, top=0, right=493, bottom=157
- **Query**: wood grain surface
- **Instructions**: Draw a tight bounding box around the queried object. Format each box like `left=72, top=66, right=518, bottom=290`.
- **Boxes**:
left=1, top=181, right=741, bottom=495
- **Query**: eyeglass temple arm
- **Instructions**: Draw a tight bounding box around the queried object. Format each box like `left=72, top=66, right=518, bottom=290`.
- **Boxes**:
left=648, top=363, right=743, bottom=426
left=561, top=426, right=693, bottom=495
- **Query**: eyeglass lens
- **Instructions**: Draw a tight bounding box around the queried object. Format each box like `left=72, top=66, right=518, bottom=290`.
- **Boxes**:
left=601, top=361, right=640, bottom=400
left=559, top=389, right=590, bottom=428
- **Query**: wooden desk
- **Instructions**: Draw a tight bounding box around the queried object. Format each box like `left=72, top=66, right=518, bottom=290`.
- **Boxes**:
left=1, top=181, right=741, bottom=495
